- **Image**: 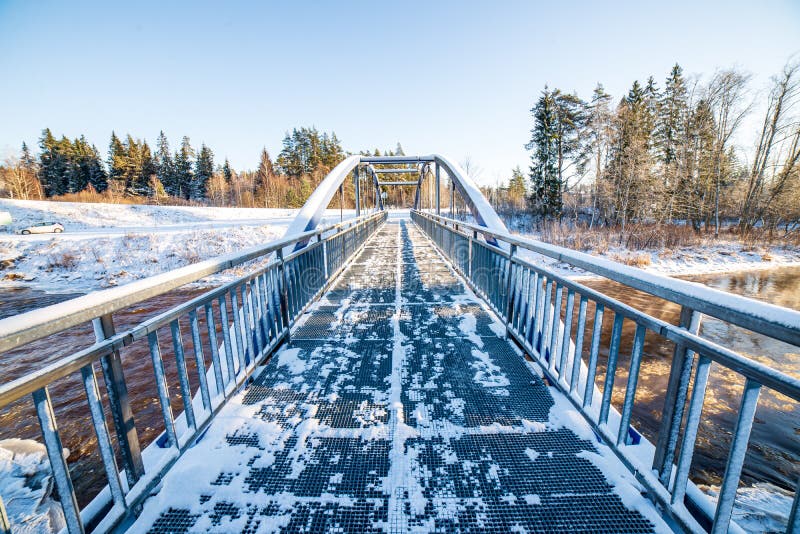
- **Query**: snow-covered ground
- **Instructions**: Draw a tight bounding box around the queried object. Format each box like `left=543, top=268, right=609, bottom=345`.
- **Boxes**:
left=514, top=231, right=800, bottom=280
left=0, top=199, right=357, bottom=292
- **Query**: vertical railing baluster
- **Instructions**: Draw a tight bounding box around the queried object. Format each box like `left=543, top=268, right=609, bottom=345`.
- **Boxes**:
left=242, top=283, right=257, bottom=362
left=32, top=387, right=84, bottom=534
left=81, top=363, right=126, bottom=508
left=671, top=355, right=711, bottom=506
left=583, top=304, right=604, bottom=409
left=230, top=288, right=247, bottom=372
left=218, top=294, right=236, bottom=381
left=548, top=284, right=564, bottom=371
left=148, top=331, right=178, bottom=447
left=711, top=379, right=762, bottom=534
left=92, top=315, right=144, bottom=486
left=599, top=313, right=625, bottom=426
left=559, top=289, right=575, bottom=380
left=204, top=303, right=225, bottom=397
left=539, top=280, right=553, bottom=358
left=654, top=306, right=702, bottom=484
left=528, top=272, right=542, bottom=347
left=570, top=296, right=589, bottom=394
left=787, top=479, right=799, bottom=533
left=249, top=279, right=265, bottom=356
left=170, top=319, right=196, bottom=431
left=277, top=249, right=291, bottom=340
left=504, top=244, right=517, bottom=330
left=617, top=324, right=646, bottom=445
left=188, top=310, right=211, bottom=412
left=0, top=496, right=10, bottom=534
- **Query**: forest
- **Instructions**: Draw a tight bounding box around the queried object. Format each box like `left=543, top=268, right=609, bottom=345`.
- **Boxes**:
left=2, top=61, right=799, bottom=242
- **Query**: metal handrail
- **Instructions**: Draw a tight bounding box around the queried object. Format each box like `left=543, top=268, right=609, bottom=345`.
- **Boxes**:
left=414, top=210, right=800, bottom=347
left=0, top=214, right=376, bottom=353
left=411, top=209, right=800, bottom=534
left=0, top=210, right=387, bottom=534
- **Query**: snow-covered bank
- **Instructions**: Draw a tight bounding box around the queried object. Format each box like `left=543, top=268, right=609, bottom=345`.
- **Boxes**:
left=0, top=439, right=65, bottom=533
left=0, top=200, right=357, bottom=292
left=514, top=232, right=800, bottom=280
left=0, top=199, right=299, bottom=231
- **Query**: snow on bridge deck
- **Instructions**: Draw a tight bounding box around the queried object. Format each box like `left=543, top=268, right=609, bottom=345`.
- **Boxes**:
left=129, top=221, right=669, bottom=533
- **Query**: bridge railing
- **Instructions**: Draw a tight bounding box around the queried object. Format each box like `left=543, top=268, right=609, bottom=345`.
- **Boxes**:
left=411, top=209, right=800, bottom=534
left=0, top=210, right=386, bottom=534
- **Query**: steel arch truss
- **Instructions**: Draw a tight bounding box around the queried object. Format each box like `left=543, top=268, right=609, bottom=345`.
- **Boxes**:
left=285, top=154, right=508, bottom=249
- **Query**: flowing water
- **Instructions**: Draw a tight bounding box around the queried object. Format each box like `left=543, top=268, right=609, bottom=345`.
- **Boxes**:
left=1, top=266, right=798, bottom=506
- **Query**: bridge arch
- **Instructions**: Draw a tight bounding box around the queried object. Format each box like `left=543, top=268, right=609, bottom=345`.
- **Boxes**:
left=284, top=153, right=508, bottom=249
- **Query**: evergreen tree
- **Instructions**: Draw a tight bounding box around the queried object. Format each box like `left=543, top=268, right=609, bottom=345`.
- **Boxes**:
left=21, top=142, right=37, bottom=173
left=192, top=143, right=214, bottom=200
left=155, top=131, right=176, bottom=196
left=526, top=87, right=587, bottom=217
left=174, top=136, right=194, bottom=199
left=526, top=88, right=560, bottom=216
left=222, top=158, right=233, bottom=184
left=38, top=128, right=68, bottom=196
left=107, top=131, right=127, bottom=195
left=129, top=140, right=155, bottom=196
left=257, top=148, right=275, bottom=207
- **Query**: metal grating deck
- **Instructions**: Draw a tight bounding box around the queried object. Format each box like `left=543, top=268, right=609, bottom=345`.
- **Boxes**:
left=129, top=220, right=668, bottom=533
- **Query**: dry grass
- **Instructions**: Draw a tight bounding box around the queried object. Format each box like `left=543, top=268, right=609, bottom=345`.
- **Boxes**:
left=529, top=220, right=800, bottom=253
left=46, top=252, right=78, bottom=271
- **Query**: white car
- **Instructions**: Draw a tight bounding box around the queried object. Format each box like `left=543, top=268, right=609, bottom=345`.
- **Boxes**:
left=20, top=222, right=64, bottom=235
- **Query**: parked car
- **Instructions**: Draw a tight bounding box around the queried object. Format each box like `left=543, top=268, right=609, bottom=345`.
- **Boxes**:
left=19, top=222, right=64, bottom=235
left=0, top=211, right=11, bottom=232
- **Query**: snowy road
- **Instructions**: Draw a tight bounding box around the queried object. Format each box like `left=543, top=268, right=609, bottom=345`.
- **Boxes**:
left=128, top=220, right=668, bottom=533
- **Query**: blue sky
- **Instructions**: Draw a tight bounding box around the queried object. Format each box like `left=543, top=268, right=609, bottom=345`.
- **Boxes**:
left=1, top=0, right=799, bottom=185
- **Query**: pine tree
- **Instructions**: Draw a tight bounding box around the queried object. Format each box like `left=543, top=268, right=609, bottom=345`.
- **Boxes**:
left=174, top=136, right=194, bottom=200
left=129, top=140, right=155, bottom=196
left=38, top=128, right=68, bottom=196
left=107, top=131, right=127, bottom=196
left=526, top=88, right=560, bottom=216
left=222, top=158, right=233, bottom=184
left=656, top=64, right=689, bottom=221
left=192, top=143, right=214, bottom=200
left=155, top=131, right=176, bottom=196
left=257, top=148, right=275, bottom=207
left=526, top=87, right=587, bottom=218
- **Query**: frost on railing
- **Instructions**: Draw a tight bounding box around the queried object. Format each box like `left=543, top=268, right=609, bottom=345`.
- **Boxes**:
left=0, top=211, right=386, bottom=534
left=412, top=209, right=800, bottom=534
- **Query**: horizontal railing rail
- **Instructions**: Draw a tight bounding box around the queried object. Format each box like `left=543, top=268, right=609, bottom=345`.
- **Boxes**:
left=0, top=210, right=386, bottom=534
left=411, top=209, right=800, bottom=534
left=414, top=210, right=800, bottom=347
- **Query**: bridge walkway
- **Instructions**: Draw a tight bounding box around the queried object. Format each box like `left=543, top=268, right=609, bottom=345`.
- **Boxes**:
left=129, top=220, right=669, bottom=533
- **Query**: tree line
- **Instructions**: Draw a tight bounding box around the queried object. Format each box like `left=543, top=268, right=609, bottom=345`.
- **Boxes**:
left=519, top=60, right=800, bottom=236
left=0, top=127, right=354, bottom=208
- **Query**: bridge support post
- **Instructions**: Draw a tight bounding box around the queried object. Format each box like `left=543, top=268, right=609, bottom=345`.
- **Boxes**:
left=354, top=167, right=361, bottom=217
left=504, top=244, right=517, bottom=338
left=653, top=306, right=701, bottom=484
left=0, top=496, right=10, bottom=534
left=92, top=314, right=145, bottom=487
left=435, top=164, right=441, bottom=215
left=277, top=250, right=292, bottom=342
left=449, top=179, right=454, bottom=216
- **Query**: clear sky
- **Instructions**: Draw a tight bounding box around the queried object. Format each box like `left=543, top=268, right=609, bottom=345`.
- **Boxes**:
left=1, top=0, right=799, bottom=185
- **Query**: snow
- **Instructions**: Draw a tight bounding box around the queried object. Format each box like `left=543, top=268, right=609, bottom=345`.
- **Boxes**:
left=0, top=439, right=66, bottom=534
left=0, top=199, right=356, bottom=292
left=512, top=228, right=800, bottom=280
left=702, top=482, right=798, bottom=534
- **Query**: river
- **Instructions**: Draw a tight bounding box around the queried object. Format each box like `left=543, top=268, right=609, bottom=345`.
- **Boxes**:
left=1, top=266, right=798, bottom=507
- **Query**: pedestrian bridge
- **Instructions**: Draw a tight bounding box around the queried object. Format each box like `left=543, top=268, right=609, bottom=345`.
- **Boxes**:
left=1, top=156, right=799, bottom=534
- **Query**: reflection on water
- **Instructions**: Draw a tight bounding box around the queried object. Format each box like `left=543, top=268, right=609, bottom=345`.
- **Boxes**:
left=585, top=266, right=800, bottom=491
left=0, top=266, right=798, bottom=505
left=0, top=286, right=209, bottom=506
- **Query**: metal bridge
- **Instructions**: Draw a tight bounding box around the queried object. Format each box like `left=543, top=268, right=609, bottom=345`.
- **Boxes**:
left=1, top=155, right=799, bottom=534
